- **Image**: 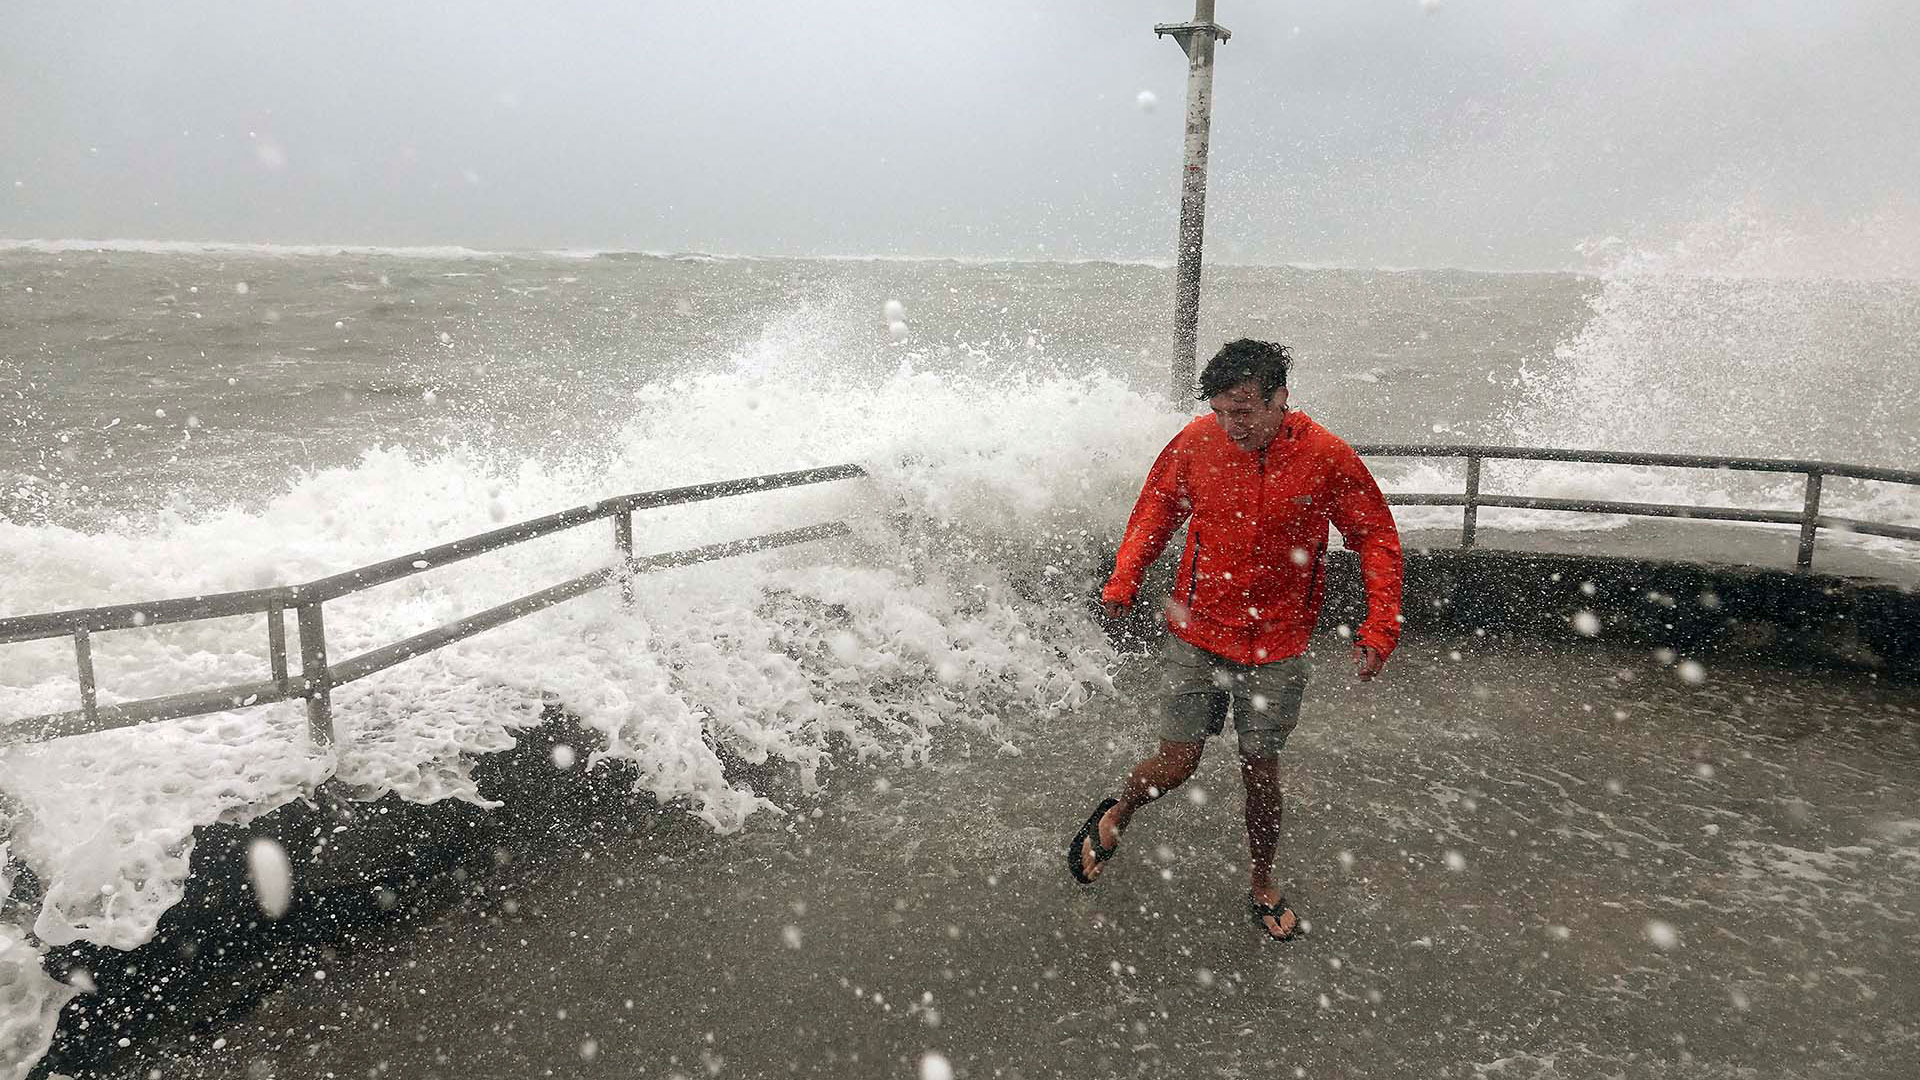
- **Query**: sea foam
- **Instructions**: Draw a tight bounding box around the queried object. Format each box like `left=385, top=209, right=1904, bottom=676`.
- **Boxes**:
left=0, top=361, right=1162, bottom=1035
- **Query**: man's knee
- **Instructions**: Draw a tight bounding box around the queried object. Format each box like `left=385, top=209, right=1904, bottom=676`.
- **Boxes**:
left=1238, top=728, right=1289, bottom=762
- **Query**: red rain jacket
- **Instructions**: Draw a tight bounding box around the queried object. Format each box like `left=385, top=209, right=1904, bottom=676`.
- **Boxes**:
left=1102, top=410, right=1404, bottom=664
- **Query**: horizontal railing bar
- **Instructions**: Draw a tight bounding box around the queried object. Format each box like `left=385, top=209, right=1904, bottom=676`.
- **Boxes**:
left=1475, top=495, right=1804, bottom=524
left=618, top=463, right=868, bottom=513
left=11, top=678, right=294, bottom=742
left=1818, top=516, right=1920, bottom=543
left=1355, top=444, right=1920, bottom=487
left=2, top=521, right=855, bottom=744
left=302, top=464, right=865, bottom=603
left=1387, top=492, right=1803, bottom=525
left=330, top=521, right=853, bottom=687
left=622, top=519, right=853, bottom=572
left=330, top=568, right=613, bottom=685
left=0, top=586, right=299, bottom=646
left=302, top=505, right=621, bottom=603
left=0, top=465, right=868, bottom=643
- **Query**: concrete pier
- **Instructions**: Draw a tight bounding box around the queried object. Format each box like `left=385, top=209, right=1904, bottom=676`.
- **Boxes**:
left=97, top=629, right=1920, bottom=1080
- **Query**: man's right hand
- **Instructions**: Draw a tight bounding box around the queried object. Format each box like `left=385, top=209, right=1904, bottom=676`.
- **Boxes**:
left=1102, top=599, right=1129, bottom=621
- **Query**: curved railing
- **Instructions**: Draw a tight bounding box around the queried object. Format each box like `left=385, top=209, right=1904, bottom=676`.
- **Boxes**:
left=0, top=465, right=866, bottom=747
left=1354, top=444, right=1920, bottom=569
left=4, top=447, right=1918, bottom=749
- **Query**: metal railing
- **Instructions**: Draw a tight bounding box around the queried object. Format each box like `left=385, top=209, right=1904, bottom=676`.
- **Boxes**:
left=1354, top=444, right=1920, bottom=570
left=0, top=464, right=866, bottom=748
left=6, top=445, right=1919, bottom=750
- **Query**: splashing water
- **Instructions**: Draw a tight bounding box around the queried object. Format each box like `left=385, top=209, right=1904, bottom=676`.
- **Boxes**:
left=0, top=359, right=1152, bottom=967
left=1413, top=207, right=1920, bottom=541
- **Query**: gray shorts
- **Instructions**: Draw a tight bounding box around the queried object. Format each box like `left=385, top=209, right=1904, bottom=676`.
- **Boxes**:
left=1156, top=635, right=1310, bottom=757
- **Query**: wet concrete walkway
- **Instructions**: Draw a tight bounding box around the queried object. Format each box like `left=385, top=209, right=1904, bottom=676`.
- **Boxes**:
left=142, top=634, right=1920, bottom=1080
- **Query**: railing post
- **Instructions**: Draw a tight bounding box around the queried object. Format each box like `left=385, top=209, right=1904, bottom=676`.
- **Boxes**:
left=1796, top=470, right=1822, bottom=573
left=267, top=600, right=290, bottom=695
left=73, top=628, right=98, bottom=729
left=615, top=510, right=635, bottom=604
left=295, top=600, right=334, bottom=747
left=1462, top=455, right=1481, bottom=550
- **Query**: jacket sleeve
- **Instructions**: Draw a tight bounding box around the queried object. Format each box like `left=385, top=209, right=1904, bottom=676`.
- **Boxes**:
left=1102, top=436, right=1191, bottom=607
left=1325, top=442, right=1404, bottom=656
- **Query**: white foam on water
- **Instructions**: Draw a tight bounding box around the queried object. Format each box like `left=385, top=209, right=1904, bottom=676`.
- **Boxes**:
left=1454, top=206, right=1920, bottom=553
left=0, top=706, right=330, bottom=950
left=0, top=352, right=1165, bottom=991
left=0, top=921, right=77, bottom=1080
left=1728, top=840, right=1854, bottom=887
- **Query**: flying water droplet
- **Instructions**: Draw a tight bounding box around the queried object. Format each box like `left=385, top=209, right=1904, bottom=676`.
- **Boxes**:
left=919, top=1051, right=954, bottom=1080
left=246, top=837, right=293, bottom=920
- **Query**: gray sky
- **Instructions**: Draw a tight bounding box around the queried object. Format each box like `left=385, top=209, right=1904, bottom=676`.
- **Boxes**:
left=3, top=1, right=1915, bottom=270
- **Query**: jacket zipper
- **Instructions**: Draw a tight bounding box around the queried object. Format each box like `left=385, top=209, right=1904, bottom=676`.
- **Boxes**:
left=1255, top=445, right=1267, bottom=527
left=1186, top=539, right=1201, bottom=607
left=1304, top=543, right=1325, bottom=605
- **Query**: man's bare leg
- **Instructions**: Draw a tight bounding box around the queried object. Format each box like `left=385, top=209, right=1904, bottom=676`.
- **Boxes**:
left=1241, top=751, right=1298, bottom=938
left=1078, top=739, right=1204, bottom=882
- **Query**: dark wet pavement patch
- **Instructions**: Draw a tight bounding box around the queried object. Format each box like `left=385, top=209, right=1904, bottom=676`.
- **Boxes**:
left=121, top=637, right=1920, bottom=1079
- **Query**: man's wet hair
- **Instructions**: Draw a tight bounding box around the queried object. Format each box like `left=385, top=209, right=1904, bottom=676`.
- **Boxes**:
left=1197, top=339, right=1292, bottom=402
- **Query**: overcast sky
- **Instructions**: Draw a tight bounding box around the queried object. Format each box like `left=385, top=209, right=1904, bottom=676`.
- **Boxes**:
left=3, top=1, right=1914, bottom=270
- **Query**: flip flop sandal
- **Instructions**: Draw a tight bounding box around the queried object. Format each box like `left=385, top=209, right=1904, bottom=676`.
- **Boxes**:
left=1249, top=895, right=1301, bottom=942
left=1067, top=797, right=1121, bottom=885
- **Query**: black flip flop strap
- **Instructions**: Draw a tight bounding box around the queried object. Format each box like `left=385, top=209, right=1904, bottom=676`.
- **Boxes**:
left=1086, top=831, right=1117, bottom=860
left=1083, top=800, right=1120, bottom=859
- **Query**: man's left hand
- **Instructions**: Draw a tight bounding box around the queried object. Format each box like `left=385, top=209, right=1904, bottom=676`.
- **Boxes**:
left=1353, top=645, right=1386, bottom=681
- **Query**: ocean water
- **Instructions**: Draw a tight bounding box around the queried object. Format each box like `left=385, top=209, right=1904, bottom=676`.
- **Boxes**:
left=2, top=239, right=1919, bottom=1073
left=6, top=243, right=1918, bottom=529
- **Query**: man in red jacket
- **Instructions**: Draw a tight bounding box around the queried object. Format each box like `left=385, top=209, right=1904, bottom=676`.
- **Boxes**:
left=1069, top=339, right=1403, bottom=942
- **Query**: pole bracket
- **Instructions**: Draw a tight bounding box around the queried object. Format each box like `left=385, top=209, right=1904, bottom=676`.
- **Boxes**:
left=1154, top=21, right=1231, bottom=58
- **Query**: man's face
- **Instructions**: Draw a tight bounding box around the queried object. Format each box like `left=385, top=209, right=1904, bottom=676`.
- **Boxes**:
left=1208, top=378, right=1289, bottom=453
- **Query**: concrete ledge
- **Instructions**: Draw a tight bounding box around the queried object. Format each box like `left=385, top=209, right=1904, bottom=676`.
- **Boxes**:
left=1328, top=547, right=1920, bottom=677
left=30, top=707, right=659, bottom=1078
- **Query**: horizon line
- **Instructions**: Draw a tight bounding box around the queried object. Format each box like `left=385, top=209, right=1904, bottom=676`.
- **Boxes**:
left=0, top=236, right=1590, bottom=277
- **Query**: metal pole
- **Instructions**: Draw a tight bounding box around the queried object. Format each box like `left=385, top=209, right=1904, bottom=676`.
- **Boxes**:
left=74, top=628, right=98, bottom=729
left=615, top=511, right=635, bottom=604
left=1796, top=470, right=1822, bottom=573
left=295, top=600, right=335, bottom=747
left=267, top=600, right=290, bottom=695
left=1156, top=1, right=1230, bottom=406
left=1462, top=456, right=1481, bottom=549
